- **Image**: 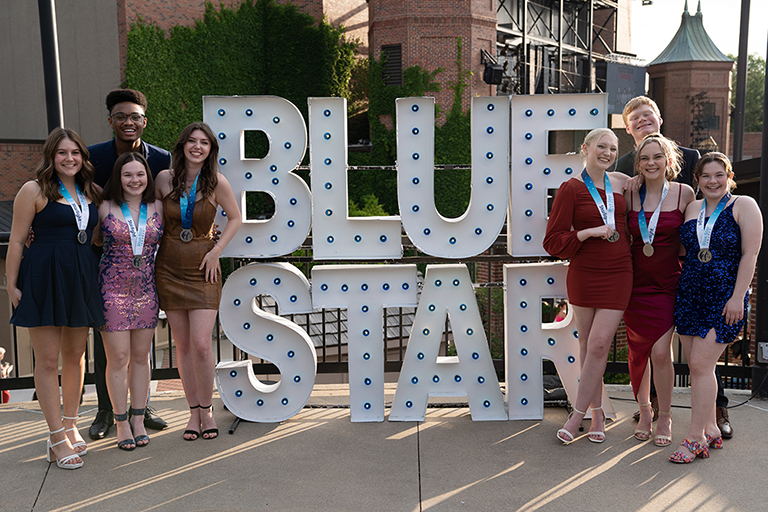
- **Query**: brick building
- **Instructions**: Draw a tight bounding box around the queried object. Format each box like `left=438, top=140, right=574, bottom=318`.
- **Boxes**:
left=0, top=0, right=368, bottom=202
left=368, top=0, right=498, bottom=114
left=646, top=1, right=734, bottom=152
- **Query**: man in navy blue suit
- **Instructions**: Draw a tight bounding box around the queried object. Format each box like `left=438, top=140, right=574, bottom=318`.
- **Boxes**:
left=87, top=89, right=171, bottom=440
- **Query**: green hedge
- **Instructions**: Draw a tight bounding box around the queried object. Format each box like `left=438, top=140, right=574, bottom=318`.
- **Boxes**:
left=124, top=0, right=357, bottom=152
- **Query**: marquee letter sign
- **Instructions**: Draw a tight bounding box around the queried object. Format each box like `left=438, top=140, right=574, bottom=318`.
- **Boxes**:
left=203, top=96, right=312, bottom=257
left=216, top=263, right=316, bottom=422
left=207, top=94, right=615, bottom=424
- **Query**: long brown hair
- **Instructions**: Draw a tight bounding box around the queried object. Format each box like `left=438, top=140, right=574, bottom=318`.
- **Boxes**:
left=35, top=127, right=100, bottom=203
left=169, top=122, right=219, bottom=200
left=102, top=152, right=156, bottom=204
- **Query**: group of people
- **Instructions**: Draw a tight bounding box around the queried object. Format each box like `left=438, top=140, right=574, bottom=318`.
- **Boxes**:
left=544, top=96, right=762, bottom=463
left=6, top=89, right=242, bottom=469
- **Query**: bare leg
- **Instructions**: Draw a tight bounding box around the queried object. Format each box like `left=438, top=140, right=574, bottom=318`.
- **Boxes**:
left=128, top=328, right=154, bottom=445
left=103, top=330, right=134, bottom=448
left=650, top=327, right=675, bottom=444
left=166, top=309, right=218, bottom=439
left=29, top=326, right=83, bottom=466
left=60, top=327, right=88, bottom=453
left=674, top=330, right=725, bottom=460
left=560, top=306, right=624, bottom=442
left=634, top=359, right=653, bottom=440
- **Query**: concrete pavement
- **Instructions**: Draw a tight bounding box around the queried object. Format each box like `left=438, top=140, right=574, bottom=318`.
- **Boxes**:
left=2, top=384, right=766, bottom=512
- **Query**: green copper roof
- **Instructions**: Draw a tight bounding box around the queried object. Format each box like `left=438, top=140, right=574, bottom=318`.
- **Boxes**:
left=649, top=0, right=731, bottom=65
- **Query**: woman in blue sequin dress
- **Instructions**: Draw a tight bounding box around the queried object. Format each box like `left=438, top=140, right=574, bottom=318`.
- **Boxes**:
left=670, top=152, right=762, bottom=463
left=95, top=152, right=163, bottom=451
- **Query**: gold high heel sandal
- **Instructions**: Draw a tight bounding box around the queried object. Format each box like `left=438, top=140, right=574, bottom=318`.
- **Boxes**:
left=653, top=411, right=672, bottom=446
left=634, top=403, right=652, bottom=441
left=47, top=427, right=84, bottom=470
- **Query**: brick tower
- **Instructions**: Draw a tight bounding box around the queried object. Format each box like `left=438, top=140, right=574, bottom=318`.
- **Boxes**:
left=368, top=0, right=498, bottom=115
left=646, top=0, right=734, bottom=152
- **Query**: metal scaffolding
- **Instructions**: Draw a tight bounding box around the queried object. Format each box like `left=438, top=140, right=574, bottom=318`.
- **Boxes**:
left=496, top=0, right=619, bottom=95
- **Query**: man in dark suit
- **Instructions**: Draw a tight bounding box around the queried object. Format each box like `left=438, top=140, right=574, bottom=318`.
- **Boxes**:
left=612, top=96, right=733, bottom=440
left=611, top=96, right=699, bottom=187
left=87, top=89, right=171, bottom=439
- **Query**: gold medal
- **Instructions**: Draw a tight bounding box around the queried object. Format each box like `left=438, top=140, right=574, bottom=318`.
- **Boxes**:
left=180, top=228, right=193, bottom=242
left=643, top=243, right=654, bottom=257
left=132, top=255, right=143, bottom=269
left=698, top=248, right=712, bottom=263
left=607, top=230, right=620, bottom=243
left=77, top=230, right=87, bottom=244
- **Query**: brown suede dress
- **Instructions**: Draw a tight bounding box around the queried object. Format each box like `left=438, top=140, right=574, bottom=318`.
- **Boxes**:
left=155, top=196, right=221, bottom=311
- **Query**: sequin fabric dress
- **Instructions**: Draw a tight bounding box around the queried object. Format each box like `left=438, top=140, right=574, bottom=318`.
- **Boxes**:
left=674, top=201, right=747, bottom=343
left=98, top=208, right=163, bottom=332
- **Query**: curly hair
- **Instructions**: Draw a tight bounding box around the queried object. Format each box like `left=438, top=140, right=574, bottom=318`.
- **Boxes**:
left=633, top=133, right=682, bottom=181
left=106, top=89, right=147, bottom=113
left=35, top=128, right=101, bottom=204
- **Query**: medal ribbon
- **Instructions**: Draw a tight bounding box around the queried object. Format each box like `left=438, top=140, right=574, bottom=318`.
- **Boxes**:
left=119, top=202, right=148, bottom=259
left=696, top=193, right=731, bottom=251
left=179, top=173, right=200, bottom=232
left=581, top=169, right=615, bottom=231
left=638, top=181, right=669, bottom=245
left=57, top=178, right=89, bottom=233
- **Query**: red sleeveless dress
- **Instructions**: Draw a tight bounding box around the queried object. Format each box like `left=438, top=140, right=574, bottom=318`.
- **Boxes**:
left=624, top=186, right=684, bottom=398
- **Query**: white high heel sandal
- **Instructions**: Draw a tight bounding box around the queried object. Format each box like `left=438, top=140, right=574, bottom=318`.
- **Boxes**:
left=47, top=427, right=84, bottom=470
left=62, top=415, right=87, bottom=455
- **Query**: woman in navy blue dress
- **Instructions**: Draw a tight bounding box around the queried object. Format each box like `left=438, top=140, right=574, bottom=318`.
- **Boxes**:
left=670, top=152, right=762, bottom=463
left=7, top=128, right=103, bottom=469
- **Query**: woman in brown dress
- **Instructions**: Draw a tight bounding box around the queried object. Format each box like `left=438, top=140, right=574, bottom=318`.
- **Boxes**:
left=155, top=122, right=241, bottom=440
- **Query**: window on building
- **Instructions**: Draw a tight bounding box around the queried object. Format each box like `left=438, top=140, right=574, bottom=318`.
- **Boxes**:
left=702, top=102, right=720, bottom=130
left=381, top=44, right=403, bottom=86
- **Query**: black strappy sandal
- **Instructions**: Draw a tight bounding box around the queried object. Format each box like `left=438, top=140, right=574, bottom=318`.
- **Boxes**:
left=130, top=408, right=150, bottom=447
left=184, top=405, right=201, bottom=441
left=114, top=412, right=135, bottom=451
left=200, top=405, right=218, bottom=440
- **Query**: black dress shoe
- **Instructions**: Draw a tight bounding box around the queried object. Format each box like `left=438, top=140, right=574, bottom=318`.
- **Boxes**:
left=143, top=406, right=168, bottom=430
left=89, top=409, right=114, bottom=440
left=716, top=406, right=733, bottom=439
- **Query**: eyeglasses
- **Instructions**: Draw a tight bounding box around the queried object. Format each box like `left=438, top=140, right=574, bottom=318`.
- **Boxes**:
left=110, top=112, right=146, bottom=123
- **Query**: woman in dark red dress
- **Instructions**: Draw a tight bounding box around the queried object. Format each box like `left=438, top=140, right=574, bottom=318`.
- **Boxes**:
left=623, top=134, right=695, bottom=446
left=544, top=128, right=632, bottom=444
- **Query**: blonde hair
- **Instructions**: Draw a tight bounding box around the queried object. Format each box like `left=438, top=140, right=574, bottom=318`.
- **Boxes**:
left=580, top=128, right=618, bottom=159
left=695, top=152, right=737, bottom=192
left=634, top=134, right=682, bottom=180
left=622, top=96, right=661, bottom=125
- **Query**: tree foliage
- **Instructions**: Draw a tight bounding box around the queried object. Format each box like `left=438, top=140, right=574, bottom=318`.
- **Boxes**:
left=729, top=53, right=765, bottom=132
left=124, top=0, right=357, bottom=151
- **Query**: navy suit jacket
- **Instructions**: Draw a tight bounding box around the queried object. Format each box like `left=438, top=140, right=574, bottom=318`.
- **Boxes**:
left=87, top=139, right=171, bottom=188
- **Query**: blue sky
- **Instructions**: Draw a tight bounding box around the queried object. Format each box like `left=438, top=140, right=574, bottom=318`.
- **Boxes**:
left=631, top=0, right=768, bottom=62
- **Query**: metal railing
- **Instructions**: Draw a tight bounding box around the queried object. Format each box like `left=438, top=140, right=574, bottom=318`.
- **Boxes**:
left=0, top=236, right=757, bottom=393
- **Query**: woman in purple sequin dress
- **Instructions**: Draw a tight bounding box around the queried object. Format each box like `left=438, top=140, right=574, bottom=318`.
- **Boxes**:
left=670, top=153, right=762, bottom=463
left=95, top=152, right=163, bottom=451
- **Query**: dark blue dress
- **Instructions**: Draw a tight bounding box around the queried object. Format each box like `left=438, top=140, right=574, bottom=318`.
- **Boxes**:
left=10, top=200, right=105, bottom=328
left=674, top=201, right=747, bottom=343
